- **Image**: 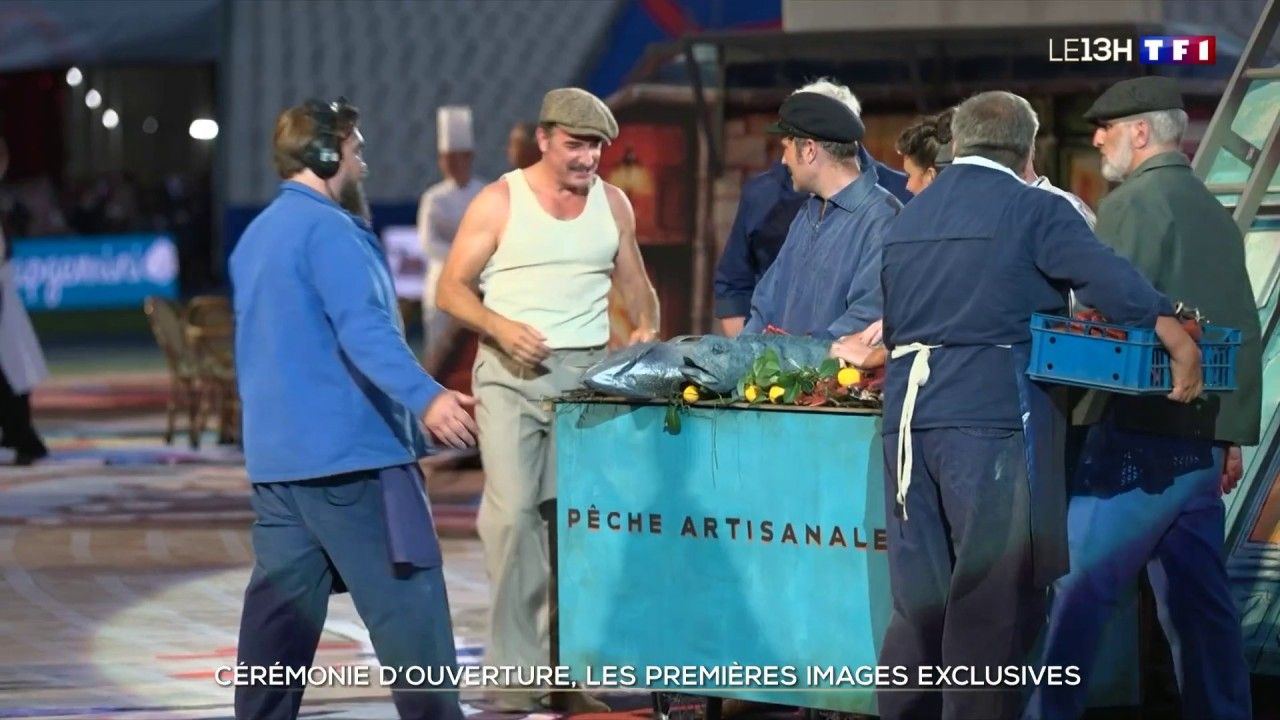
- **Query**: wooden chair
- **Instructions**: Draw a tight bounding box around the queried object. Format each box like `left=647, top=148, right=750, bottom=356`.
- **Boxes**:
left=144, top=296, right=201, bottom=447
left=185, top=295, right=233, bottom=328
left=185, top=295, right=240, bottom=447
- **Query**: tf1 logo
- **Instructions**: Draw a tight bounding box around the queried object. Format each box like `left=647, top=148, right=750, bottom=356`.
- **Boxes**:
left=1140, top=36, right=1216, bottom=64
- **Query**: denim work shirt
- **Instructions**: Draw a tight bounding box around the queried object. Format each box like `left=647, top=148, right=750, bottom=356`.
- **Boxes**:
left=714, top=149, right=912, bottom=321
left=743, top=161, right=902, bottom=339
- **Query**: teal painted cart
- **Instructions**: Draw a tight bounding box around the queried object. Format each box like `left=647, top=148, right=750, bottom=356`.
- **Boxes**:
left=552, top=399, right=1138, bottom=717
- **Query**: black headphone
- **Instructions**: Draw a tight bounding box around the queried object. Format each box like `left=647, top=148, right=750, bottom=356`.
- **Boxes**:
left=301, top=97, right=346, bottom=180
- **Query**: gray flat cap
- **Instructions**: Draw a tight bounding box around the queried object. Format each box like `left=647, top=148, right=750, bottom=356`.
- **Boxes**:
left=1083, top=76, right=1184, bottom=123
left=539, top=88, right=619, bottom=142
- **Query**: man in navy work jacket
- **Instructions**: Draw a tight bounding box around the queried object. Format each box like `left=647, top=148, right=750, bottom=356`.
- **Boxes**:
left=713, top=79, right=910, bottom=336
left=871, top=90, right=1204, bottom=720
left=229, top=98, right=475, bottom=720
left=742, top=85, right=902, bottom=341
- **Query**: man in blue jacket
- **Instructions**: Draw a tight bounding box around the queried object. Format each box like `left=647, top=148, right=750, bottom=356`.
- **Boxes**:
left=229, top=98, right=475, bottom=720
left=713, top=79, right=910, bottom=336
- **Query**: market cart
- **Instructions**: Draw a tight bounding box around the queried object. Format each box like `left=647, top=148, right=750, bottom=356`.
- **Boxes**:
left=552, top=396, right=1141, bottom=718
left=553, top=398, right=891, bottom=716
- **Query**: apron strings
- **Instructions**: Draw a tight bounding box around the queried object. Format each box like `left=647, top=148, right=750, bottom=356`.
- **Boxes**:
left=890, top=342, right=940, bottom=521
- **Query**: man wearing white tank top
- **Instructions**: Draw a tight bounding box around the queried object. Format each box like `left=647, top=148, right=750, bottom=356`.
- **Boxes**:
left=437, top=87, right=659, bottom=713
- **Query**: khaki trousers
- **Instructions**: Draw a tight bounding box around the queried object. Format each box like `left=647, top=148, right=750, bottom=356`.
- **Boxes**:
left=472, top=340, right=603, bottom=668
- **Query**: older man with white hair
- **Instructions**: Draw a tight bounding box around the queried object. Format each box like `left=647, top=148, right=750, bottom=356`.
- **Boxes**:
left=1027, top=76, right=1259, bottom=720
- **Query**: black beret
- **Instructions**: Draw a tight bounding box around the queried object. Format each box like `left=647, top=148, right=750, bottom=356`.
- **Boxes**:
left=1083, top=76, right=1184, bottom=123
left=766, top=92, right=865, bottom=143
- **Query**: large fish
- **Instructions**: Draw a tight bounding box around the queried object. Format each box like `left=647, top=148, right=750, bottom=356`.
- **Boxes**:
left=580, top=341, right=688, bottom=400
left=679, top=334, right=832, bottom=394
left=580, top=335, right=833, bottom=399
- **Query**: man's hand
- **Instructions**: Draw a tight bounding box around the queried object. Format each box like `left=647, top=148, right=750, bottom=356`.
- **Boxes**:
left=628, top=327, right=657, bottom=345
left=1155, top=315, right=1203, bottom=403
left=491, top=316, right=550, bottom=368
left=1167, top=344, right=1203, bottom=403
left=860, top=347, right=887, bottom=370
left=856, top=319, right=884, bottom=347
left=719, top=316, right=745, bottom=337
left=1221, top=445, right=1244, bottom=496
left=422, top=391, right=478, bottom=449
left=830, top=334, right=886, bottom=369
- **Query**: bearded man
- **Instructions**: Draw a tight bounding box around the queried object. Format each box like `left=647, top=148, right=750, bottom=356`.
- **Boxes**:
left=1026, top=76, right=1260, bottom=720
left=229, top=98, right=475, bottom=720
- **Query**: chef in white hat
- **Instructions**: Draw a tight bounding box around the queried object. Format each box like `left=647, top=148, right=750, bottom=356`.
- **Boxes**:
left=418, top=105, right=486, bottom=372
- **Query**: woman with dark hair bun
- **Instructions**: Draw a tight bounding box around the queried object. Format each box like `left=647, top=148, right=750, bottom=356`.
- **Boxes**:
left=895, top=107, right=954, bottom=194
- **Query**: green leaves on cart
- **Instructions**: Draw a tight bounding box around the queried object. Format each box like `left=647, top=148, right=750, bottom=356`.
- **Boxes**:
left=664, top=402, right=682, bottom=434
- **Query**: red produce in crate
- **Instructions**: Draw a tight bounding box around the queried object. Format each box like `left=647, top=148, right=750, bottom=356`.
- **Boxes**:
left=1070, top=309, right=1128, bottom=340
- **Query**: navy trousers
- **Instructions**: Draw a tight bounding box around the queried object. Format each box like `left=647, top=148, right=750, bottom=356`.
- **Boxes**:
left=234, top=471, right=463, bottom=720
left=878, top=428, right=1045, bottom=720
left=1025, top=446, right=1251, bottom=720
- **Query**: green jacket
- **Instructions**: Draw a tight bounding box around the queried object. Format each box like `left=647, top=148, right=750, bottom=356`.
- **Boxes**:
left=1075, top=152, right=1262, bottom=446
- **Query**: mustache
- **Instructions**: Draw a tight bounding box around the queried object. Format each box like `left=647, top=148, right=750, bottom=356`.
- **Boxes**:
left=568, top=164, right=596, bottom=172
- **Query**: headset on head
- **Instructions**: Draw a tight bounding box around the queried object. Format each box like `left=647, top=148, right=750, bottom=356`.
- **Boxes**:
left=301, top=97, right=349, bottom=180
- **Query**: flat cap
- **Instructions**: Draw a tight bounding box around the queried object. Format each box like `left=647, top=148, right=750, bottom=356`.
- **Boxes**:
left=1083, top=76, right=1184, bottom=123
left=766, top=92, right=864, bottom=143
left=539, top=87, right=619, bottom=142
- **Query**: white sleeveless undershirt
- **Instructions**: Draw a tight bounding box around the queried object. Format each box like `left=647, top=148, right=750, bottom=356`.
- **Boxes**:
left=479, top=169, right=619, bottom=349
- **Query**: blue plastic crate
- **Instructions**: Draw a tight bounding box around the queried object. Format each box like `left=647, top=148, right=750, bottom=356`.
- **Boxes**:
left=1027, top=313, right=1240, bottom=395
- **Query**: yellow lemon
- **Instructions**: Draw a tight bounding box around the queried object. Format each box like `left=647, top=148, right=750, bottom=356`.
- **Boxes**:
left=838, top=367, right=861, bottom=387
left=744, top=385, right=760, bottom=402
left=682, top=385, right=700, bottom=403
left=768, top=385, right=785, bottom=403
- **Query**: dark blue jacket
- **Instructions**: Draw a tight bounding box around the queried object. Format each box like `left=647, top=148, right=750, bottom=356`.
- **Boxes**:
left=881, top=161, right=1172, bottom=431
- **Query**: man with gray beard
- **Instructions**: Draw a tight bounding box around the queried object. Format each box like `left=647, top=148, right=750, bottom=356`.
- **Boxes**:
left=1027, top=76, right=1259, bottom=720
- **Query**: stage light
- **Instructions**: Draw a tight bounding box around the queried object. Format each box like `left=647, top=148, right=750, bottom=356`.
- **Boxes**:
left=189, top=118, right=218, bottom=140
left=103, top=109, right=119, bottom=129
left=66, top=67, right=83, bottom=87
left=143, top=116, right=159, bottom=134
left=85, top=89, right=102, bottom=109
